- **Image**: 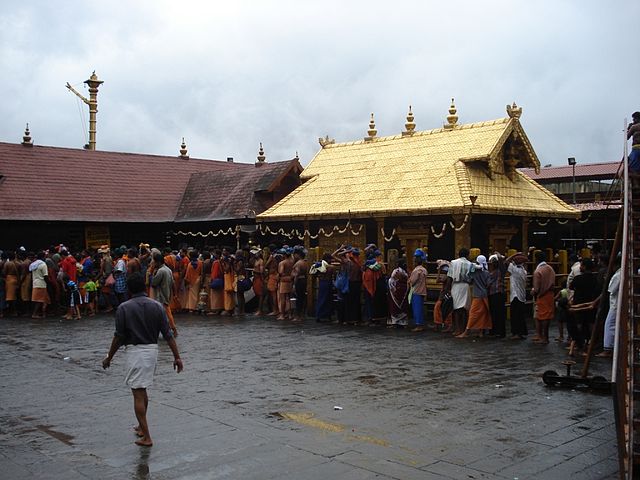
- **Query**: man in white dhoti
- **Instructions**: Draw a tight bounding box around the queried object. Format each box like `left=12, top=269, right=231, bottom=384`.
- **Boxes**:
left=102, top=272, right=183, bottom=447
left=444, top=248, right=472, bottom=336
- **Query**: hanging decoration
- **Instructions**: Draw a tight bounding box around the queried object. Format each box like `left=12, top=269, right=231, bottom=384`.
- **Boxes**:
left=381, top=228, right=396, bottom=242
left=449, top=214, right=470, bottom=232
left=170, top=227, right=236, bottom=238
left=257, top=221, right=364, bottom=240
left=577, top=213, right=592, bottom=224
left=430, top=223, right=447, bottom=239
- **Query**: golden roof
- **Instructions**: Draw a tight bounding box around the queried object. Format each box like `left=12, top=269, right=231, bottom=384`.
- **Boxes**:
left=258, top=104, right=580, bottom=221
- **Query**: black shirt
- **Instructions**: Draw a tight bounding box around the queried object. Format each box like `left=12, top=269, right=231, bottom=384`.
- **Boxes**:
left=571, top=272, right=599, bottom=305
left=114, top=293, right=173, bottom=345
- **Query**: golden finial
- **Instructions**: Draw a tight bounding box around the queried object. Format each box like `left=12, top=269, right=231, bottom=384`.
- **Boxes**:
left=179, top=137, right=189, bottom=158
left=318, top=135, right=335, bottom=148
left=506, top=101, right=523, bottom=119
left=256, top=142, right=266, bottom=164
left=444, top=98, right=458, bottom=130
left=402, top=105, right=416, bottom=136
left=365, top=113, right=377, bottom=141
left=21, top=123, right=33, bottom=146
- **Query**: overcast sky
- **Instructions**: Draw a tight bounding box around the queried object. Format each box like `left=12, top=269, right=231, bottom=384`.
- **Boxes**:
left=1, top=1, right=638, bottom=167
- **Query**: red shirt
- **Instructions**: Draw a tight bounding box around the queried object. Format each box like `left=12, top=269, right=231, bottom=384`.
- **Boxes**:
left=61, top=255, right=78, bottom=282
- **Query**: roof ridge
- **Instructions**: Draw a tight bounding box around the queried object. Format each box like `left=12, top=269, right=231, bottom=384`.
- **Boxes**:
left=322, top=117, right=510, bottom=149
left=0, top=141, right=262, bottom=166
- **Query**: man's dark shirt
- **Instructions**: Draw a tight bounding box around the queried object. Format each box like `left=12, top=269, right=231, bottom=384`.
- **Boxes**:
left=114, top=293, right=173, bottom=345
left=571, top=272, right=599, bottom=305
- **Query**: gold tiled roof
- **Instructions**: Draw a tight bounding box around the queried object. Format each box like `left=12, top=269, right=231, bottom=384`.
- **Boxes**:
left=259, top=114, right=580, bottom=221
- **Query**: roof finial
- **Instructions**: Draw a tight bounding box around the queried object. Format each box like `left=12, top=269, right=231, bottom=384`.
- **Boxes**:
left=444, top=98, right=458, bottom=130
left=402, top=105, right=416, bottom=136
left=21, top=123, right=33, bottom=147
left=319, top=135, right=335, bottom=148
left=179, top=137, right=189, bottom=159
left=294, top=151, right=299, bottom=160
left=256, top=142, right=266, bottom=165
left=365, top=113, right=377, bottom=141
left=506, top=101, right=523, bottom=119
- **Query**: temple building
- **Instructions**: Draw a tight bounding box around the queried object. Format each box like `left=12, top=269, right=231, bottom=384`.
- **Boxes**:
left=257, top=101, right=580, bottom=263
left=0, top=133, right=301, bottom=251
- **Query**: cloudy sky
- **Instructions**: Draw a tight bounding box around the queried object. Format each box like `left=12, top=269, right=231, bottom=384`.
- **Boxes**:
left=1, top=1, right=638, bottom=167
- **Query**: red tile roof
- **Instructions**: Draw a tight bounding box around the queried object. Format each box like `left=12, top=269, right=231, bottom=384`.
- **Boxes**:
left=0, top=142, right=292, bottom=222
left=520, top=161, right=622, bottom=181
left=175, top=160, right=302, bottom=222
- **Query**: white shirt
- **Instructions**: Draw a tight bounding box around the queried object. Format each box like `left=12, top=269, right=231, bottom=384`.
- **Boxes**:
left=566, top=261, right=581, bottom=289
left=608, top=268, right=621, bottom=311
left=508, top=262, right=527, bottom=303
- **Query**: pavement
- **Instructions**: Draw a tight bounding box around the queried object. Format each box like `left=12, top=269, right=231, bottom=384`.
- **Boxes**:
left=0, top=312, right=618, bottom=479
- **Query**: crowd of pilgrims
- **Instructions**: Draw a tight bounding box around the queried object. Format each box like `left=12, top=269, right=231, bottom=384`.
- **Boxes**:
left=0, top=241, right=618, bottom=355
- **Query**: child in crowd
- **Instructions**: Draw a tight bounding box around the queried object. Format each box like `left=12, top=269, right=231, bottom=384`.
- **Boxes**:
left=63, top=273, right=82, bottom=320
left=83, top=275, right=98, bottom=316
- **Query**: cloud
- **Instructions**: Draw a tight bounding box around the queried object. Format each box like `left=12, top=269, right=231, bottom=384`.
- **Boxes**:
left=0, top=0, right=638, bottom=167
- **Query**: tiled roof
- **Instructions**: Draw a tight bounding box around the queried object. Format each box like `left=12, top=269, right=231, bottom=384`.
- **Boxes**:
left=175, top=160, right=302, bottom=222
left=259, top=115, right=580, bottom=221
left=520, top=161, right=622, bottom=181
left=0, top=142, right=288, bottom=222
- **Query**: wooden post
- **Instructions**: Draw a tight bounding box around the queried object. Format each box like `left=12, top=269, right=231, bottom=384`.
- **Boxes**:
left=375, top=217, right=385, bottom=257
left=521, top=216, right=529, bottom=253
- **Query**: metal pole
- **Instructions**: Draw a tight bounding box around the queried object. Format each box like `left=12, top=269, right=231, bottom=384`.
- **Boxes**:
left=572, top=163, right=576, bottom=205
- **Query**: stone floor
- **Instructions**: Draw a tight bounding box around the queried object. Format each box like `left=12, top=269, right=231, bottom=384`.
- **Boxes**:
left=0, top=312, right=618, bottom=479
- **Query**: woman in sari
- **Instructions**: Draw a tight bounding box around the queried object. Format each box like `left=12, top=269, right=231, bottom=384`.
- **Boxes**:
left=183, top=250, right=202, bottom=313
left=387, top=259, right=408, bottom=327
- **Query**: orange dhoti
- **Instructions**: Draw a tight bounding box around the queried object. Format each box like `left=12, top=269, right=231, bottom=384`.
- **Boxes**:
left=185, top=282, right=199, bottom=311
left=466, top=297, right=492, bottom=330
left=433, top=298, right=452, bottom=326
left=5, top=275, right=18, bottom=301
left=31, top=287, right=50, bottom=304
left=210, top=287, right=224, bottom=310
left=223, top=272, right=236, bottom=312
left=21, top=274, right=31, bottom=301
left=170, top=272, right=182, bottom=311
left=536, top=290, right=555, bottom=321
left=253, top=274, right=264, bottom=297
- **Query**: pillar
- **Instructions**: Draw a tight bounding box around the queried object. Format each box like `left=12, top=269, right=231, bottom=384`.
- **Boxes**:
left=453, top=214, right=471, bottom=256
left=521, top=217, right=529, bottom=254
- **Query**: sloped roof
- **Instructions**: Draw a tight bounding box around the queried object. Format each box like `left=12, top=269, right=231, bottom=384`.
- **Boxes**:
left=175, top=160, right=302, bottom=222
left=259, top=113, right=580, bottom=221
left=520, top=161, right=622, bottom=181
left=0, top=142, right=269, bottom=222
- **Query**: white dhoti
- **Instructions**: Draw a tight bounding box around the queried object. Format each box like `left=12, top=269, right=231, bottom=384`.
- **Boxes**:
left=124, top=344, right=158, bottom=389
left=451, top=282, right=471, bottom=310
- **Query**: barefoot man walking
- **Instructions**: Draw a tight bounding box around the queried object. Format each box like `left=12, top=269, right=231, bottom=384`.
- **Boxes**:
left=102, top=272, right=183, bottom=447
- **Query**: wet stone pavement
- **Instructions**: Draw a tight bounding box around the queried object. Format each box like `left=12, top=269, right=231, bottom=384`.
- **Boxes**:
left=0, top=313, right=617, bottom=479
